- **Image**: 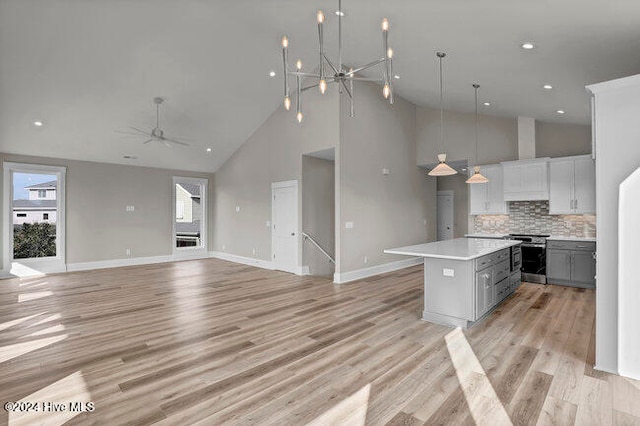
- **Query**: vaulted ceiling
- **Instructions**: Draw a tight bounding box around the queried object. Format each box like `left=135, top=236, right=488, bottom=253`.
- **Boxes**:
left=1, top=0, right=639, bottom=173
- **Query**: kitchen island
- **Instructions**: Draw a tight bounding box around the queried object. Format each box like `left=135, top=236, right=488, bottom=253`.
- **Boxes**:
left=385, top=238, right=522, bottom=328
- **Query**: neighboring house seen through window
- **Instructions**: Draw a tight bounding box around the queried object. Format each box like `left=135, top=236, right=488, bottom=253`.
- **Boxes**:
left=37, top=189, right=46, bottom=198
left=43, top=213, right=49, bottom=220
left=17, top=213, right=26, bottom=217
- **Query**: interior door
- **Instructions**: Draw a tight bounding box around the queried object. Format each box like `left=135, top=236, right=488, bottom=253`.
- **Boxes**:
left=272, top=181, right=298, bottom=273
left=437, top=192, right=454, bottom=240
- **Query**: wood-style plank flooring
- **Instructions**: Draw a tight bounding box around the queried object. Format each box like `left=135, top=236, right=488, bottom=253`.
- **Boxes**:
left=0, top=258, right=639, bottom=425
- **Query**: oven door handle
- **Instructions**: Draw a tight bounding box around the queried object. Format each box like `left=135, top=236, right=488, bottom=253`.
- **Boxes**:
left=521, top=243, right=547, bottom=249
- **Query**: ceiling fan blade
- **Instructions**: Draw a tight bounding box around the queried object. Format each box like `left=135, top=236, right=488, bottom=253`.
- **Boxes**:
left=162, top=140, right=173, bottom=148
left=129, top=126, right=151, bottom=135
left=116, top=130, right=147, bottom=136
left=143, top=139, right=153, bottom=144
left=162, top=137, right=190, bottom=146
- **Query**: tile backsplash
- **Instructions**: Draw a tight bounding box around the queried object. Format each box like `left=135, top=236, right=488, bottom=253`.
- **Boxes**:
left=473, top=201, right=596, bottom=238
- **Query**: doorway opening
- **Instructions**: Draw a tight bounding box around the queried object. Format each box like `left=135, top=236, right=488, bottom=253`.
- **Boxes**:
left=172, top=177, right=207, bottom=256
left=302, top=149, right=336, bottom=277
left=3, top=162, right=66, bottom=276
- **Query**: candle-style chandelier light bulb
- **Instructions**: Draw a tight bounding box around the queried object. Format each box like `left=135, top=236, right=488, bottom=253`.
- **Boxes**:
left=280, top=0, right=396, bottom=123
left=319, top=79, right=327, bottom=94
left=284, top=96, right=291, bottom=111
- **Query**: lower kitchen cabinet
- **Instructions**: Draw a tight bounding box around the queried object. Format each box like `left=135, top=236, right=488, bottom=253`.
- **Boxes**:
left=546, top=240, right=596, bottom=288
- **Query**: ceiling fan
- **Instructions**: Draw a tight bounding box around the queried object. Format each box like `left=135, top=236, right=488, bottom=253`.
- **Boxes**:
left=117, top=97, right=190, bottom=147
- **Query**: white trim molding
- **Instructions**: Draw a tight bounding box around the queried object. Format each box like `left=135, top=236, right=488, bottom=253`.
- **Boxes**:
left=67, top=252, right=212, bottom=273
left=210, top=251, right=275, bottom=270
left=3, top=162, right=67, bottom=275
left=333, top=257, right=422, bottom=284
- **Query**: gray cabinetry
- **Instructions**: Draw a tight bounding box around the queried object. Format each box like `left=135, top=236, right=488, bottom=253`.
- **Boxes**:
left=547, top=240, right=596, bottom=288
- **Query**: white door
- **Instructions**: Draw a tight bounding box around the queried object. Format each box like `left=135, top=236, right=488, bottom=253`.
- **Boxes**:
left=437, top=191, right=454, bottom=241
left=272, top=181, right=299, bottom=273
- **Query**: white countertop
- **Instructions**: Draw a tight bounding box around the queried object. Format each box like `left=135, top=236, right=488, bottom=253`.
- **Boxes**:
left=385, top=238, right=521, bottom=261
left=464, top=233, right=508, bottom=239
left=547, top=236, right=596, bottom=242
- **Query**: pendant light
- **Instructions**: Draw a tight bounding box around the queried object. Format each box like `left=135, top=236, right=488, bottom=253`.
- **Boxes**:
left=428, top=52, right=457, bottom=176
left=466, top=84, right=489, bottom=184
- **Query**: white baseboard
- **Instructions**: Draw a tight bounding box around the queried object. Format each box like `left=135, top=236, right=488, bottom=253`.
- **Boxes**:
left=67, top=252, right=212, bottom=273
left=209, top=251, right=275, bottom=270
left=594, top=365, right=619, bottom=376
left=0, top=269, right=16, bottom=280
left=333, top=257, right=422, bottom=284
left=300, top=266, right=310, bottom=276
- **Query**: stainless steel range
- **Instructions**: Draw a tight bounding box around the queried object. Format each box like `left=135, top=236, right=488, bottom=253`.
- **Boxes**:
left=505, top=233, right=549, bottom=284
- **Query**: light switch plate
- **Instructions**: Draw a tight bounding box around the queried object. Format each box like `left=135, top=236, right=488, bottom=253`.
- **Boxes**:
left=443, top=268, right=455, bottom=277
left=235, top=206, right=240, bottom=212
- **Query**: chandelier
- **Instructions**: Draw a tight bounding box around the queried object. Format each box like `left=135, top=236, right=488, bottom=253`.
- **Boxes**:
left=280, top=0, right=394, bottom=123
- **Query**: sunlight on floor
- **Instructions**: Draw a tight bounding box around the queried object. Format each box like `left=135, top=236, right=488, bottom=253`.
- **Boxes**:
left=8, top=371, right=93, bottom=426
left=0, top=313, right=44, bottom=332
left=445, top=327, right=512, bottom=426
left=18, top=290, right=53, bottom=303
left=307, top=383, right=371, bottom=426
left=10, top=263, right=46, bottom=278
left=0, top=334, right=67, bottom=364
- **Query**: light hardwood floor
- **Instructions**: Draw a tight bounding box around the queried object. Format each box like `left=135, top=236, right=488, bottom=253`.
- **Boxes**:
left=0, top=258, right=639, bottom=425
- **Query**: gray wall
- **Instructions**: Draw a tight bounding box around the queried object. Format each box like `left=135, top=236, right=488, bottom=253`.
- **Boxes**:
left=212, top=90, right=339, bottom=261
left=416, top=107, right=518, bottom=166
left=536, top=121, right=591, bottom=158
left=339, top=82, right=436, bottom=273
left=437, top=174, right=469, bottom=238
left=302, top=155, right=335, bottom=276
left=588, top=75, right=640, bottom=374
left=0, top=153, right=214, bottom=269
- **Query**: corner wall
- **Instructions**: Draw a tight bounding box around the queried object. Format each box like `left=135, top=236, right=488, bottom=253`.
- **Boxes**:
left=338, top=82, right=436, bottom=275
left=212, top=91, right=339, bottom=262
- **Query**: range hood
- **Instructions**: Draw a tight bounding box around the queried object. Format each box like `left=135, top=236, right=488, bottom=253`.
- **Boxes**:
left=517, top=117, right=536, bottom=160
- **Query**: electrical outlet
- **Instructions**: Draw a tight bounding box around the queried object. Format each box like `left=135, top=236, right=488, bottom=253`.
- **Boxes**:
left=364, top=256, right=368, bottom=264
left=345, top=221, right=354, bottom=229
left=423, top=219, right=427, bottom=225
left=235, top=206, right=240, bottom=212
left=125, top=248, right=131, bottom=256
left=443, top=268, right=455, bottom=277
left=126, top=205, right=135, bottom=212
left=382, top=168, right=390, bottom=175
left=252, top=248, right=256, bottom=256
left=265, top=220, right=271, bottom=227
left=222, top=244, right=226, bottom=251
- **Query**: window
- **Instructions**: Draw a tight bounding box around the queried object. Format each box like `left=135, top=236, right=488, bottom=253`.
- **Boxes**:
left=17, top=213, right=26, bottom=217
left=173, top=177, right=207, bottom=253
left=37, top=189, right=46, bottom=198
left=43, top=213, right=49, bottom=220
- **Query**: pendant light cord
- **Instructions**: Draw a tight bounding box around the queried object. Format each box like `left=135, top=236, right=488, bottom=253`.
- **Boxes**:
left=439, top=54, right=444, bottom=153
left=474, top=84, right=479, bottom=165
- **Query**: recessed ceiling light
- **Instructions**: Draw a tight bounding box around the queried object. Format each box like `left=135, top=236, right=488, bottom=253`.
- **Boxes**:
left=556, top=110, right=565, bottom=114
left=269, top=71, right=276, bottom=77
left=206, top=148, right=212, bottom=152
left=461, top=168, right=467, bottom=171
left=33, top=121, right=43, bottom=126
left=521, top=42, right=535, bottom=50
left=483, top=102, right=491, bottom=106
left=543, top=84, right=553, bottom=90
left=335, top=10, right=344, bottom=16
left=393, top=75, right=400, bottom=80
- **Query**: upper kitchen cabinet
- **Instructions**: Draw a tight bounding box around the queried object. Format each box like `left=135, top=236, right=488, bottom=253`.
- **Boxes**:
left=469, top=164, right=507, bottom=215
left=501, top=158, right=550, bottom=201
left=549, top=155, right=596, bottom=214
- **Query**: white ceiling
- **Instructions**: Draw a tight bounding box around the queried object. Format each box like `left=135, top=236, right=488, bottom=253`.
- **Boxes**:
left=1, top=0, right=639, bottom=173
